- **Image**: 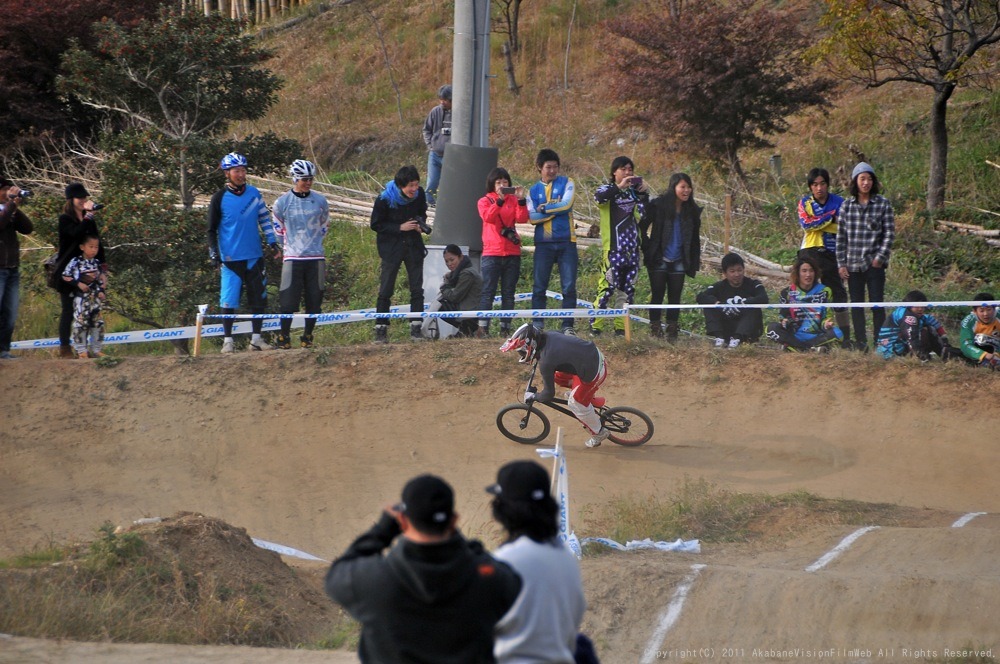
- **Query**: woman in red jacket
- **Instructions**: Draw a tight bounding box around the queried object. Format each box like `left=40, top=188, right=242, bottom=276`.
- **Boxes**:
left=477, top=167, right=528, bottom=337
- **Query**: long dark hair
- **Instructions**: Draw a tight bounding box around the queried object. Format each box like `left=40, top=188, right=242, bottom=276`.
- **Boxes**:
left=609, top=155, right=634, bottom=182
left=486, top=167, right=512, bottom=195
left=849, top=171, right=881, bottom=198
left=664, top=172, right=697, bottom=214
left=491, top=495, right=559, bottom=544
left=790, top=255, right=821, bottom=289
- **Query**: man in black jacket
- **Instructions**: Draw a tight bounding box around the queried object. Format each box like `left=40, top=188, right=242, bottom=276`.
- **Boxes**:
left=326, top=474, right=522, bottom=664
left=0, top=179, right=33, bottom=359
left=695, top=252, right=769, bottom=347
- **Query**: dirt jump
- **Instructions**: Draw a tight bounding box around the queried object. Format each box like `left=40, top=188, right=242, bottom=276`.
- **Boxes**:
left=1, top=340, right=998, bottom=663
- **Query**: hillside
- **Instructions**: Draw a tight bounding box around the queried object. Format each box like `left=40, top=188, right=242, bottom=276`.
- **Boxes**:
left=3, top=341, right=1000, bottom=662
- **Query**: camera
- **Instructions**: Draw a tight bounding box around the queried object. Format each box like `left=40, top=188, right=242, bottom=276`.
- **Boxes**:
left=500, top=226, right=521, bottom=245
left=414, top=216, right=432, bottom=234
left=11, top=189, right=32, bottom=199
left=90, top=203, right=105, bottom=211
left=499, top=186, right=516, bottom=195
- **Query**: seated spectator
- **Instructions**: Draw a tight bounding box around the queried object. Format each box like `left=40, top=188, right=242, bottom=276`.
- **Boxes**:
left=695, top=252, right=768, bottom=347
left=438, top=244, right=483, bottom=337
left=766, top=255, right=843, bottom=352
left=957, top=292, right=1000, bottom=369
left=875, top=290, right=954, bottom=361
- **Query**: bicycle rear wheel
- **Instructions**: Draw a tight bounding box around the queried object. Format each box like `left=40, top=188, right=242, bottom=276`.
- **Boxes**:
left=496, top=404, right=551, bottom=445
left=601, top=406, right=654, bottom=446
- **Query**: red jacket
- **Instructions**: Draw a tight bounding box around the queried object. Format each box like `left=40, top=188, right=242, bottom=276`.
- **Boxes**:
left=479, top=193, right=527, bottom=257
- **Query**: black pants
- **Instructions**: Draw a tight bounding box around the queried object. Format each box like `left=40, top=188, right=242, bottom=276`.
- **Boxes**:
left=647, top=265, right=685, bottom=327
left=704, top=308, right=763, bottom=342
left=847, top=267, right=886, bottom=344
left=798, top=248, right=847, bottom=305
left=59, top=290, right=74, bottom=346
left=377, top=247, right=424, bottom=326
left=279, top=260, right=325, bottom=337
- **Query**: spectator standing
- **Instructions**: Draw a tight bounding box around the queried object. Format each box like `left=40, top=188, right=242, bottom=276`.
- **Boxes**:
left=957, top=292, right=1000, bottom=368
left=487, top=460, right=587, bottom=664
left=207, top=152, right=280, bottom=353
left=527, top=149, right=578, bottom=335
left=591, top=156, right=648, bottom=336
left=640, top=173, right=702, bottom=341
left=477, top=167, right=527, bottom=338
left=325, top=474, right=522, bottom=664
left=695, top=252, right=768, bottom=347
left=438, top=244, right=482, bottom=337
left=56, top=183, right=106, bottom=359
left=836, top=162, right=896, bottom=352
left=0, top=179, right=33, bottom=359
left=370, top=165, right=431, bottom=344
left=797, top=167, right=851, bottom=342
left=61, top=235, right=106, bottom=359
left=875, top=290, right=953, bottom=361
left=272, top=159, right=329, bottom=349
left=766, top=254, right=843, bottom=351
left=422, top=84, right=452, bottom=206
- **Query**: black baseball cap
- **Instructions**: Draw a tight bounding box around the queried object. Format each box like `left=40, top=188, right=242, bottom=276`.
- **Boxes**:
left=486, top=460, right=551, bottom=503
left=400, top=474, right=454, bottom=530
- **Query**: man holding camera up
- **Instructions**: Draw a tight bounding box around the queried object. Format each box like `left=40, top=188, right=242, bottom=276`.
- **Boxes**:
left=0, top=179, right=34, bottom=359
left=370, top=165, right=431, bottom=343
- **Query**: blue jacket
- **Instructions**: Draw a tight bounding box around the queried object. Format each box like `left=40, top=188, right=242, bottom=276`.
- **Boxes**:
left=528, top=176, right=576, bottom=243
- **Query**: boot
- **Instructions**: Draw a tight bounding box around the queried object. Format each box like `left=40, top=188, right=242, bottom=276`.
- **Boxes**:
left=650, top=323, right=664, bottom=338
left=835, top=311, right=851, bottom=348
left=300, top=333, right=314, bottom=349
left=274, top=333, right=292, bottom=350
left=374, top=324, right=388, bottom=344
left=410, top=321, right=425, bottom=341
left=665, top=322, right=679, bottom=342
left=59, top=344, right=75, bottom=359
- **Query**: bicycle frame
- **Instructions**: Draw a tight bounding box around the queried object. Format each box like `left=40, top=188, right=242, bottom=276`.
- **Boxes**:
left=521, top=361, right=606, bottom=420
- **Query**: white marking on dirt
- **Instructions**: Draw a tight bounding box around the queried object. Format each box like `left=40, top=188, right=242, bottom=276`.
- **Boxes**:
left=805, top=526, right=880, bottom=573
left=640, top=563, right=706, bottom=664
left=952, top=512, right=987, bottom=528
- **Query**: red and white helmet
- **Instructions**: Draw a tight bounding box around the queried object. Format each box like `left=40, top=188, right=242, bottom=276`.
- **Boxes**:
left=500, top=323, right=539, bottom=364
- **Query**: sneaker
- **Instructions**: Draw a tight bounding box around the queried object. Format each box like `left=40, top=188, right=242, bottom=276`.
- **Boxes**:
left=714, top=337, right=726, bottom=348
left=90, top=351, right=106, bottom=358
left=475, top=326, right=488, bottom=338
left=78, top=351, right=89, bottom=359
left=410, top=323, right=426, bottom=341
left=614, top=329, right=625, bottom=337
left=562, top=327, right=577, bottom=337
left=585, top=428, right=611, bottom=448
left=249, top=340, right=273, bottom=351
left=728, top=338, right=741, bottom=349
left=275, top=334, right=292, bottom=350
left=0, top=351, right=15, bottom=360
left=221, top=339, right=235, bottom=354
left=300, top=334, right=313, bottom=349
left=589, top=326, right=602, bottom=337
left=374, top=325, right=388, bottom=344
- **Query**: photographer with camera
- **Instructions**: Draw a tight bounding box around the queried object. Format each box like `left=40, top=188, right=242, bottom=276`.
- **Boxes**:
left=55, top=183, right=106, bottom=359
left=477, top=167, right=527, bottom=338
left=0, top=178, right=34, bottom=359
left=370, top=165, right=431, bottom=343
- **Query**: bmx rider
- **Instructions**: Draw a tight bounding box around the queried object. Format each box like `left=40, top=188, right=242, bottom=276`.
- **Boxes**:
left=500, top=323, right=610, bottom=448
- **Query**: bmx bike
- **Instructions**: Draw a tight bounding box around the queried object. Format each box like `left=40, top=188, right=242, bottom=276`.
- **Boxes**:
left=495, top=362, right=654, bottom=446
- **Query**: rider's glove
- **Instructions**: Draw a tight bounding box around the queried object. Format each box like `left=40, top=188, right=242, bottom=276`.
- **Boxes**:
left=523, top=388, right=537, bottom=403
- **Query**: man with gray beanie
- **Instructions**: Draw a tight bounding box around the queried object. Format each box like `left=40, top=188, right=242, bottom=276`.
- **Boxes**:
left=326, top=473, right=521, bottom=664
left=836, top=162, right=896, bottom=352
left=422, top=84, right=452, bottom=206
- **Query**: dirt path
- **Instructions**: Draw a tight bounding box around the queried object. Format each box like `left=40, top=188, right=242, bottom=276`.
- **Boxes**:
left=2, top=342, right=998, bottom=662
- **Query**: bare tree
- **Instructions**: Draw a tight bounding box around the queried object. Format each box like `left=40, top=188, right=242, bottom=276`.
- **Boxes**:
left=814, top=0, right=1000, bottom=212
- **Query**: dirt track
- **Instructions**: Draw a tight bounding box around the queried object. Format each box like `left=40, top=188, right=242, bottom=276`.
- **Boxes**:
left=2, top=341, right=998, bottom=662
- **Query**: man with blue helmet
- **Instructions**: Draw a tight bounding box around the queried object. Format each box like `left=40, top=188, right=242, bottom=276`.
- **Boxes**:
left=207, top=152, right=280, bottom=353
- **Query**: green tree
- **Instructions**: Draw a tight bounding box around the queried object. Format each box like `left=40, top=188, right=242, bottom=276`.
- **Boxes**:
left=813, top=0, right=1000, bottom=212
left=57, top=7, right=284, bottom=208
left=604, top=0, right=833, bottom=192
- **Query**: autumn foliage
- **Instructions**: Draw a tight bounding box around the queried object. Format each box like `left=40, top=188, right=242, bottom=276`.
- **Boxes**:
left=604, top=0, right=834, bottom=187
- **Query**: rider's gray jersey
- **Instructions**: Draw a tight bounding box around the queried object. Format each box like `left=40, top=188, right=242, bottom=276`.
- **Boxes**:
left=536, top=332, right=602, bottom=402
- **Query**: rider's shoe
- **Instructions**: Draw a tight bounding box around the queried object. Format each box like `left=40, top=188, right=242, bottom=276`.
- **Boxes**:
left=585, top=428, right=610, bottom=448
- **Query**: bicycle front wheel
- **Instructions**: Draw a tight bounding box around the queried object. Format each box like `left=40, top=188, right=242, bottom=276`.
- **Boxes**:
left=496, top=404, right=551, bottom=445
left=602, top=406, right=654, bottom=446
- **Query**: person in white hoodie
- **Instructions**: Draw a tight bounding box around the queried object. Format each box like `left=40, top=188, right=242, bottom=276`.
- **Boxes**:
left=487, top=460, right=588, bottom=664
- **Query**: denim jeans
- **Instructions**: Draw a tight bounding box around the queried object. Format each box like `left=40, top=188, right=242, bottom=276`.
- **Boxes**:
left=0, top=267, right=21, bottom=352
left=425, top=151, right=443, bottom=204
left=531, top=241, right=578, bottom=330
left=848, top=266, right=886, bottom=344
left=479, top=255, right=521, bottom=330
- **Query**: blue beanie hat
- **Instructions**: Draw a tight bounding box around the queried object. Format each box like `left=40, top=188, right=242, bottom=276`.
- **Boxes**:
left=851, top=162, right=875, bottom=180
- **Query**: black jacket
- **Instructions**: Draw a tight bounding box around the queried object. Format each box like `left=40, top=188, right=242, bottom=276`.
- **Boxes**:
left=0, top=201, right=33, bottom=268
left=55, top=212, right=106, bottom=294
left=370, top=188, right=429, bottom=265
left=326, top=513, right=522, bottom=664
left=639, top=195, right=701, bottom=278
